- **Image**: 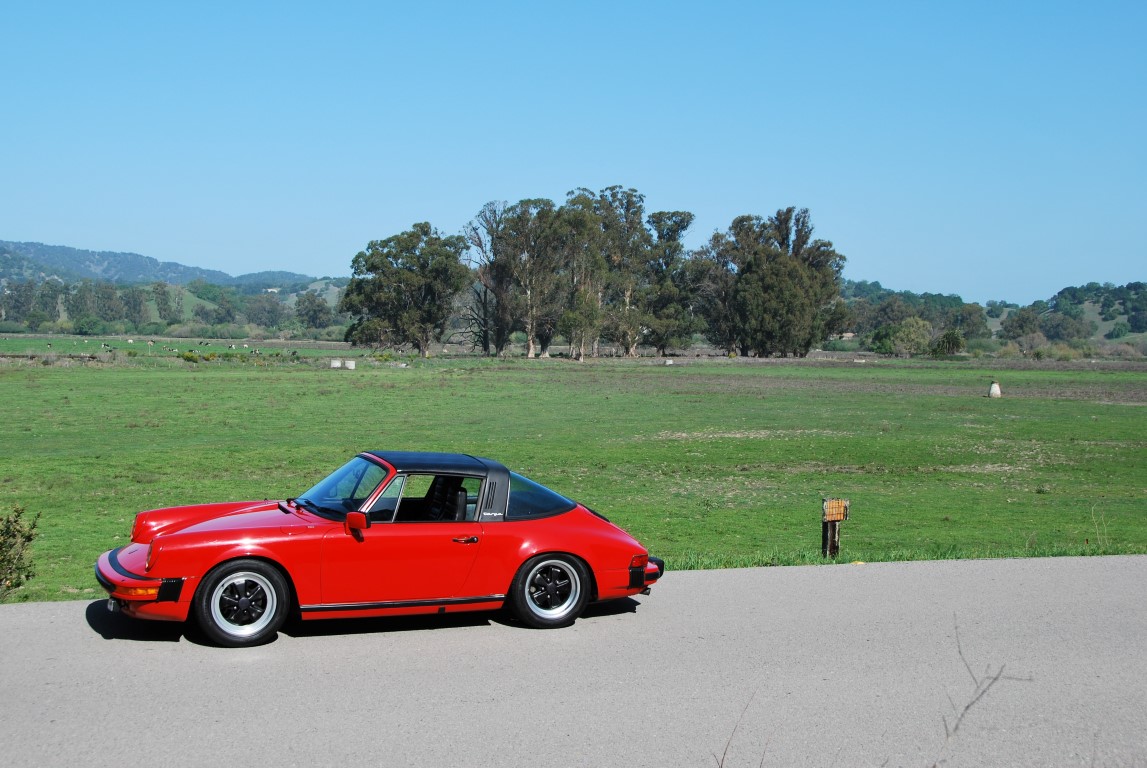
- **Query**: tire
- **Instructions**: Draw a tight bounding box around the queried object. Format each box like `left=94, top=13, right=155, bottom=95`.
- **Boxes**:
left=509, top=554, right=589, bottom=628
left=194, top=559, right=289, bottom=647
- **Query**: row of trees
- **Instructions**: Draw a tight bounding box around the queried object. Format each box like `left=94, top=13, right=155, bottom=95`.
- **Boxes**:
left=0, top=278, right=338, bottom=334
left=340, top=187, right=848, bottom=358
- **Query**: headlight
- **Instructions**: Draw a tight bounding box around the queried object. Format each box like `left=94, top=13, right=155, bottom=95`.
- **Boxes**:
left=145, top=542, right=158, bottom=572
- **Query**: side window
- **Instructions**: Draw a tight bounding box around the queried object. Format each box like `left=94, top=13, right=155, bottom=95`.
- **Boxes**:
left=392, top=474, right=482, bottom=522
left=367, top=476, right=404, bottom=523
left=458, top=477, right=482, bottom=521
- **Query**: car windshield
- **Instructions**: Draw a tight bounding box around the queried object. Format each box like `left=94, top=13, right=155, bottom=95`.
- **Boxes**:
left=296, top=456, right=390, bottom=518
left=505, top=472, right=577, bottom=519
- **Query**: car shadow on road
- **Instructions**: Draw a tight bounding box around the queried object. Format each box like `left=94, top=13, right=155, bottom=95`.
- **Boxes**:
left=85, top=600, right=186, bottom=643
left=281, top=597, right=642, bottom=640
left=85, top=596, right=646, bottom=645
left=581, top=596, right=641, bottom=618
left=281, top=611, right=497, bottom=640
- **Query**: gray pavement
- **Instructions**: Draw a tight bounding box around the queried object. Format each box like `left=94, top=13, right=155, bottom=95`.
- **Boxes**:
left=1, top=556, right=1145, bottom=767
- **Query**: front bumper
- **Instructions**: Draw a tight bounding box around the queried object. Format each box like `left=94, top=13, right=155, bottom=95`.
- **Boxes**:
left=95, top=548, right=189, bottom=622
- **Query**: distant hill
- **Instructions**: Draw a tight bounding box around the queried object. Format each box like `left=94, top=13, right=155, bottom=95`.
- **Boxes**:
left=0, top=240, right=317, bottom=289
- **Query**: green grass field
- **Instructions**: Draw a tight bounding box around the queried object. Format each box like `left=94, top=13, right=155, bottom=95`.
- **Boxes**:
left=2, top=345, right=1145, bottom=603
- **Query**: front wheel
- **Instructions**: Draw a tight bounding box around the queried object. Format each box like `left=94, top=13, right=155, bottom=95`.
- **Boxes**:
left=509, top=555, right=589, bottom=628
left=194, top=559, right=289, bottom=647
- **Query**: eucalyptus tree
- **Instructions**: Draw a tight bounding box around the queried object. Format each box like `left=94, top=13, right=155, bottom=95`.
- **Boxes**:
left=596, top=186, right=653, bottom=357
left=642, top=210, right=698, bottom=356
left=463, top=201, right=517, bottom=356
left=693, top=208, right=845, bottom=357
left=34, top=280, right=64, bottom=322
left=499, top=199, right=566, bottom=358
left=556, top=189, right=608, bottom=360
left=66, top=281, right=99, bottom=323
left=121, top=286, right=151, bottom=327
left=94, top=282, right=125, bottom=323
left=690, top=230, right=743, bottom=355
left=765, top=207, right=847, bottom=354
left=734, top=253, right=819, bottom=356
left=339, top=223, right=470, bottom=357
left=295, top=291, right=333, bottom=328
left=1, top=280, right=35, bottom=322
left=152, top=281, right=183, bottom=324
left=244, top=292, right=288, bottom=328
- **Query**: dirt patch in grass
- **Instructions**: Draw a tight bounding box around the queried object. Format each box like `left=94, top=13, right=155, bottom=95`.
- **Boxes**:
left=648, top=429, right=854, bottom=441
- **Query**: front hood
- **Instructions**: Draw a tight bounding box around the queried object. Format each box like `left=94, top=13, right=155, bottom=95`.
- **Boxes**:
left=132, top=500, right=291, bottom=543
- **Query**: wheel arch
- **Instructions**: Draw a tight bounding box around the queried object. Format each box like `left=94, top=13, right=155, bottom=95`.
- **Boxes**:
left=197, top=554, right=301, bottom=617
left=513, top=549, right=598, bottom=603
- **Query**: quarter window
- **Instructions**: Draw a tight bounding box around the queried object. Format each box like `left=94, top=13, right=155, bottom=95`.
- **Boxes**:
left=506, top=473, right=576, bottom=520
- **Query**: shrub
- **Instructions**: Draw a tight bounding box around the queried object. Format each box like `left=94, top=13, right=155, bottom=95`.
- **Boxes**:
left=1, top=506, right=40, bottom=601
left=966, top=337, right=1000, bottom=355
left=930, top=328, right=966, bottom=357
left=1101, top=343, right=1140, bottom=359
left=822, top=338, right=859, bottom=352
left=73, top=316, right=104, bottom=336
left=1048, top=343, right=1082, bottom=361
left=1106, top=321, right=1130, bottom=340
left=995, top=341, right=1023, bottom=358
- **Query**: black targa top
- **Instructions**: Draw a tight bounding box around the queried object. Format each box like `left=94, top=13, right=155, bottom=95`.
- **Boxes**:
left=362, top=451, right=512, bottom=521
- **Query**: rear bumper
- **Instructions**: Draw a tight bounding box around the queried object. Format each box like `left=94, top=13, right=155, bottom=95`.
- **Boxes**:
left=628, top=555, right=666, bottom=589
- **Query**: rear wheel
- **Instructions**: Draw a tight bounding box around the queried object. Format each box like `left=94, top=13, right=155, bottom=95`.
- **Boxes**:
left=509, top=555, right=589, bottom=628
left=194, top=559, right=289, bottom=647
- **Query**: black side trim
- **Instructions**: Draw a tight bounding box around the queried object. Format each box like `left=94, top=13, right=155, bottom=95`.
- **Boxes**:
left=94, top=562, right=113, bottom=591
left=629, top=566, right=645, bottom=588
left=158, top=578, right=184, bottom=602
left=300, top=594, right=505, bottom=614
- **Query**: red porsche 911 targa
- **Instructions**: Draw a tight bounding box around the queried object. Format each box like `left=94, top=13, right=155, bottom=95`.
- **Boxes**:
left=95, top=451, right=664, bottom=646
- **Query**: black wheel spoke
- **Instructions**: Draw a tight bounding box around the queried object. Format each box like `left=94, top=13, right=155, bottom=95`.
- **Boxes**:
left=513, top=557, right=585, bottom=627
left=199, top=562, right=286, bottom=646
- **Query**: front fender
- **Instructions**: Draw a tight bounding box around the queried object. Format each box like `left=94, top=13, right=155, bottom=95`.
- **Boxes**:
left=146, top=533, right=325, bottom=608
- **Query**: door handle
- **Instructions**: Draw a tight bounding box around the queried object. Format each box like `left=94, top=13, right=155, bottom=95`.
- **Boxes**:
left=452, top=536, right=479, bottom=544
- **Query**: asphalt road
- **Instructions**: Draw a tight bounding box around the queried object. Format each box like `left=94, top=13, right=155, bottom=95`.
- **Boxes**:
left=1, top=556, right=1145, bottom=768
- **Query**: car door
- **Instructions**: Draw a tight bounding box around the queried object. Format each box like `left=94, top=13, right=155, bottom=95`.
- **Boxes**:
left=319, top=474, right=484, bottom=606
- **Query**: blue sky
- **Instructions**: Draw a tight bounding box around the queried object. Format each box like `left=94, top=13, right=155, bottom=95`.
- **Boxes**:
left=2, top=1, right=1143, bottom=305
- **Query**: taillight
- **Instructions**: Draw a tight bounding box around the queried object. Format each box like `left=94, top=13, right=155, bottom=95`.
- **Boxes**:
left=629, top=554, right=648, bottom=569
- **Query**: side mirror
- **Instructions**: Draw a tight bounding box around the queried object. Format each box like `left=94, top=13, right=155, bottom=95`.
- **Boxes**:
left=344, top=511, right=371, bottom=537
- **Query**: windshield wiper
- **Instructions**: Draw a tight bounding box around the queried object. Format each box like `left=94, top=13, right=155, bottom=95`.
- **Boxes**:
left=294, top=497, right=343, bottom=517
